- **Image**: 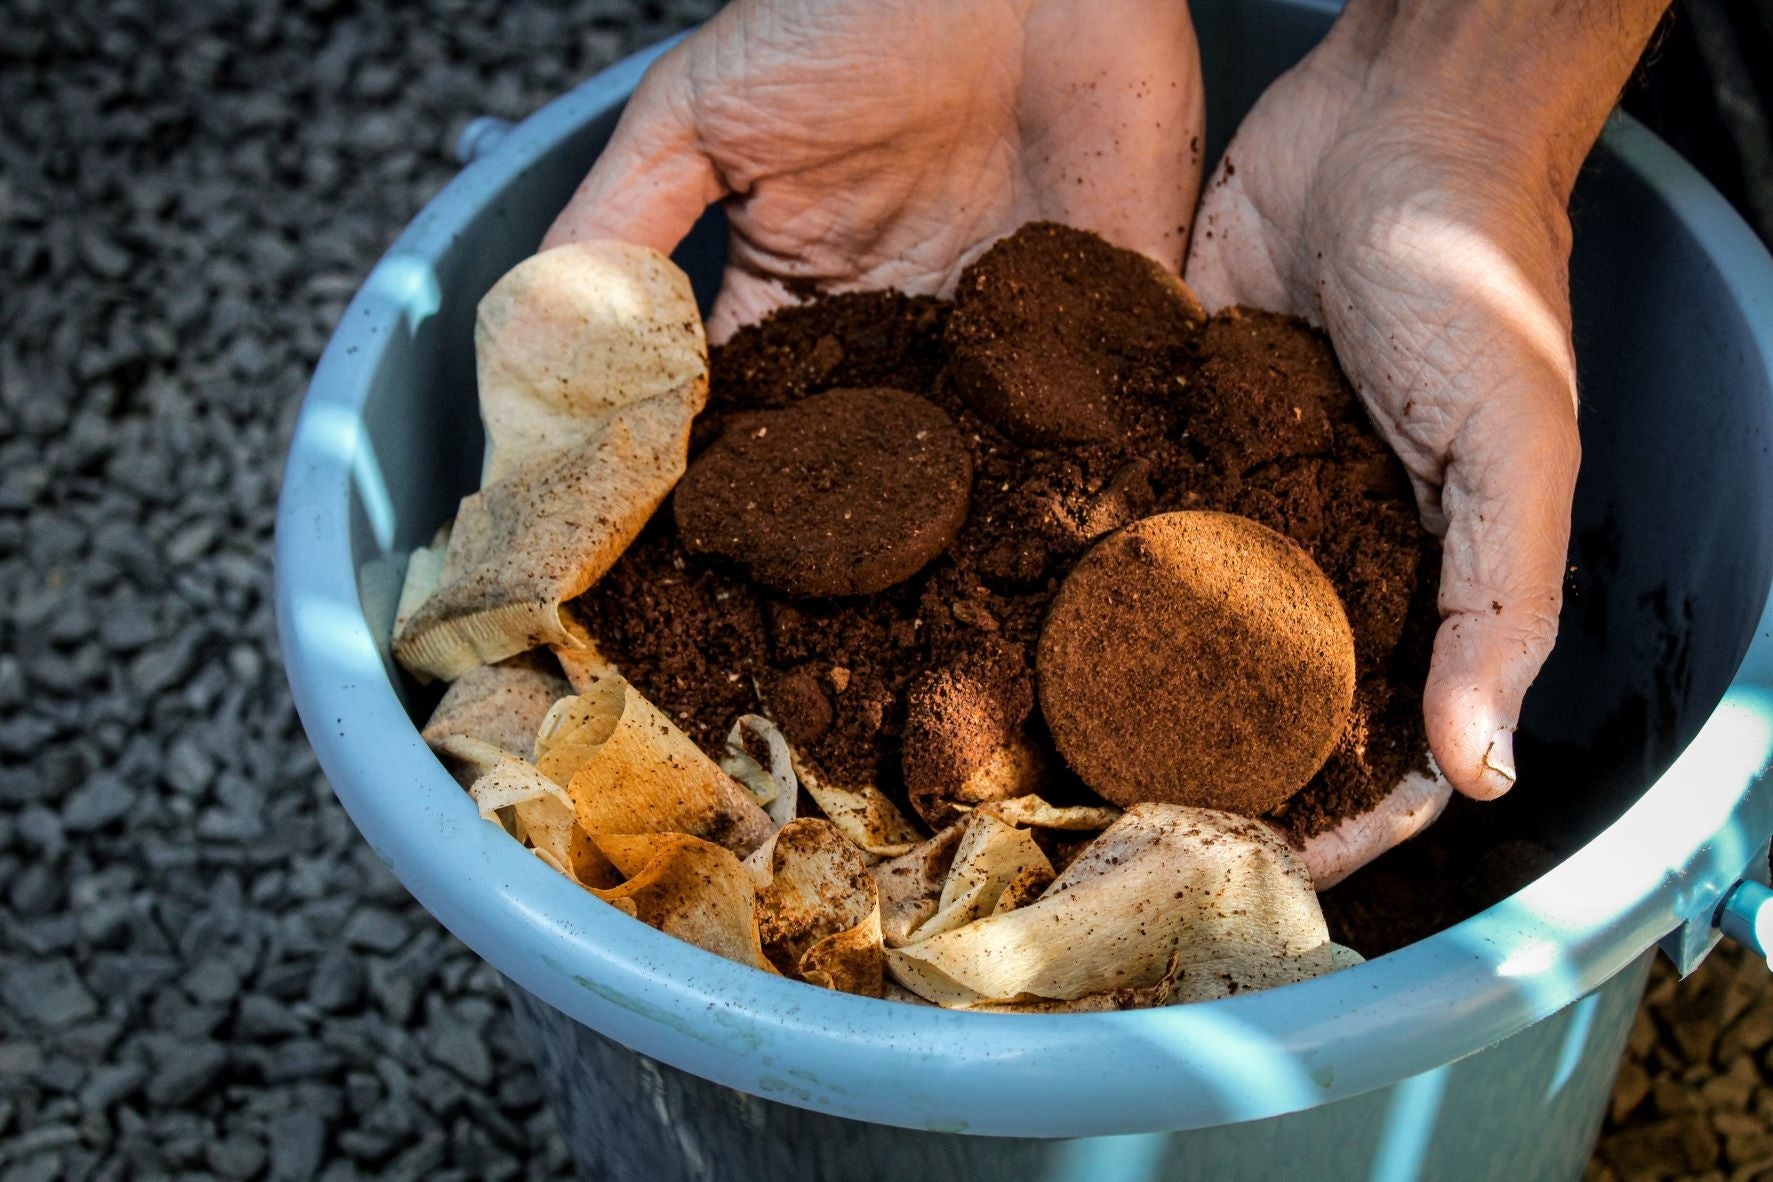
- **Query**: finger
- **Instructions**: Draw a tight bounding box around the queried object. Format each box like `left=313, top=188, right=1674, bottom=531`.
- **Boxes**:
left=1423, top=386, right=1579, bottom=801
left=541, top=55, right=724, bottom=256
left=1292, top=768, right=1452, bottom=889
left=1183, top=173, right=1245, bottom=312
left=1020, top=0, right=1205, bottom=274
left=1184, top=158, right=1307, bottom=317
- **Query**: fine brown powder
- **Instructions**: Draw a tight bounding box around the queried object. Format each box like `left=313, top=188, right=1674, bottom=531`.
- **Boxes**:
left=573, top=222, right=1440, bottom=843
left=1037, top=511, right=1357, bottom=815
left=674, top=386, right=973, bottom=598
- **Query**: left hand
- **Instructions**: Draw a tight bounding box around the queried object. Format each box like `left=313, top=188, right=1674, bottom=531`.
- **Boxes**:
left=542, top=0, right=1206, bottom=342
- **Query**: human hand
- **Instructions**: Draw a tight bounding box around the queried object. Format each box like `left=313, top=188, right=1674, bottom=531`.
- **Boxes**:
left=543, top=0, right=1205, bottom=341
left=1191, top=0, right=1665, bottom=885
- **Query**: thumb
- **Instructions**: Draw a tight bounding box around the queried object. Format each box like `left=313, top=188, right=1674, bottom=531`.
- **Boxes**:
left=541, top=56, right=724, bottom=256
left=1292, top=769, right=1452, bottom=889
left=1422, top=380, right=1579, bottom=801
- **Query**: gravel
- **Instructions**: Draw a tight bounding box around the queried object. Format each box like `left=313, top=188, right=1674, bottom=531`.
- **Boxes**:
left=1, top=0, right=1769, bottom=1179
left=0, top=1, right=711, bottom=1178
left=1588, top=943, right=1773, bottom=1181
left=1, top=962, right=97, bottom=1030
left=267, top=1109, right=327, bottom=1182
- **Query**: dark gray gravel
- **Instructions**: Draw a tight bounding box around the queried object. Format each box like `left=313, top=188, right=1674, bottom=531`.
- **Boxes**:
left=0, top=2, right=711, bottom=1179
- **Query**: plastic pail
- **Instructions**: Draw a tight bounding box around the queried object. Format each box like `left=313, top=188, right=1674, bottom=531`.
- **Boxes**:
left=275, top=2, right=1773, bottom=1178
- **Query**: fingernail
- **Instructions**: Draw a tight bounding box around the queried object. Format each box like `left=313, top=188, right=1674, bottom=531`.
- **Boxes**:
left=1479, top=728, right=1518, bottom=797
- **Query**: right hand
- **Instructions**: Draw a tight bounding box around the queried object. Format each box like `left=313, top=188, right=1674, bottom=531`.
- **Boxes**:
left=543, top=0, right=1206, bottom=341
left=1184, top=0, right=1671, bottom=882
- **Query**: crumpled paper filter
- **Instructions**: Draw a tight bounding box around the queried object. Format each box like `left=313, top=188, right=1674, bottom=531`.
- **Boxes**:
left=399, top=241, right=1362, bottom=1010
left=394, top=241, right=707, bottom=681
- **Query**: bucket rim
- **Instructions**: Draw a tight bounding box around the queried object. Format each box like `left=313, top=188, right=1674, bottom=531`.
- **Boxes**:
left=273, top=33, right=1773, bottom=1137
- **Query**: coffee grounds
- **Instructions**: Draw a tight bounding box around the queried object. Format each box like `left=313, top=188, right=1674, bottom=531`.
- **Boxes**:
left=946, top=222, right=1205, bottom=446
left=902, top=638, right=1036, bottom=828
left=573, top=223, right=1439, bottom=843
left=674, top=387, right=973, bottom=598
left=1036, top=511, right=1356, bottom=815
left=706, top=288, right=950, bottom=416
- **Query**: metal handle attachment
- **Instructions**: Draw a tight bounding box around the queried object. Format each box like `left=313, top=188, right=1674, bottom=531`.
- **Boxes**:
left=455, top=116, right=513, bottom=166
left=1718, top=879, right=1773, bottom=970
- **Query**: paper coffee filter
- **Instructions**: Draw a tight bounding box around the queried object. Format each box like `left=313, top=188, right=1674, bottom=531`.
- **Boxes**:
left=432, top=734, right=587, bottom=884
left=748, top=819, right=886, bottom=995
left=969, top=953, right=1187, bottom=1013
left=960, top=945, right=1362, bottom=1013
left=799, top=914, right=886, bottom=995
left=872, top=824, right=968, bottom=948
left=532, top=691, right=618, bottom=782
left=789, top=752, right=927, bottom=858
left=429, top=675, right=1358, bottom=1010
left=550, top=634, right=620, bottom=694
left=534, top=675, right=776, bottom=857
left=1167, top=941, right=1364, bottom=1003
left=972, top=943, right=1362, bottom=1012
left=474, top=242, right=707, bottom=485
left=868, top=794, right=1116, bottom=948
left=421, top=651, right=572, bottom=767
left=884, top=803, right=1352, bottom=1008
left=883, top=983, right=938, bottom=1007
left=393, top=524, right=450, bottom=640
left=719, top=715, right=800, bottom=827
left=908, top=814, right=1052, bottom=943
left=590, top=832, right=776, bottom=972
left=972, top=795, right=1121, bottom=831
left=993, top=862, right=1058, bottom=913
left=396, top=394, right=699, bottom=680
left=419, top=633, right=1354, bottom=1011
left=393, top=242, right=708, bottom=682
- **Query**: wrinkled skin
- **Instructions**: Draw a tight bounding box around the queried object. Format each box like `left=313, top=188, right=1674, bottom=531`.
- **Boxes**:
left=1188, top=27, right=1586, bottom=882
left=545, top=0, right=1205, bottom=341
left=547, top=0, right=1590, bottom=887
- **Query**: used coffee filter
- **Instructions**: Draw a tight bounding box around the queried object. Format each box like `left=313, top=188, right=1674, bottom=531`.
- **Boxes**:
left=394, top=241, right=707, bottom=680
left=405, top=239, right=1370, bottom=1011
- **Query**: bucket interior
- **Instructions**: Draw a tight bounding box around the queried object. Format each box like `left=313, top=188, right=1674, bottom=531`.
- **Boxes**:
left=347, top=10, right=1773, bottom=956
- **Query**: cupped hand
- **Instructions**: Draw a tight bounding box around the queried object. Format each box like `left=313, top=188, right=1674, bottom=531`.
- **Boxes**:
left=543, top=0, right=1205, bottom=341
left=1190, top=27, right=1587, bottom=885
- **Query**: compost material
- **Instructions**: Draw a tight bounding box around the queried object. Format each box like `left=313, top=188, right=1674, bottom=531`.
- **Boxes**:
left=673, top=386, right=973, bottom=598
left=577, top=221, right=1441, bottom=840
left=1037, top=511, right=1357, bottom=814
left=944, top=217, right=1205, bottom=445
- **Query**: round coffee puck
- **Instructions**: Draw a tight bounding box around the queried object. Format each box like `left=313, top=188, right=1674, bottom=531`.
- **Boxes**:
left=1036, top=511, right=1355, bottom=813
left=674, top=387, right=972, bottom=598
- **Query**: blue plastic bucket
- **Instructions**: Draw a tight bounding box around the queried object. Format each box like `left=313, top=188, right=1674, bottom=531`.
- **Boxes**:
left=275, top=2, right=1773, bottom=1177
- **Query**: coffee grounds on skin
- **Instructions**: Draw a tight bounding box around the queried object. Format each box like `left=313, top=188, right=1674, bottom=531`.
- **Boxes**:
left=574, top=224, right=1439, bottom=842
